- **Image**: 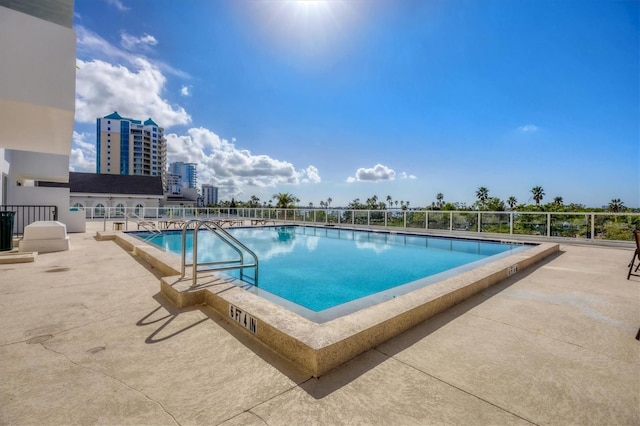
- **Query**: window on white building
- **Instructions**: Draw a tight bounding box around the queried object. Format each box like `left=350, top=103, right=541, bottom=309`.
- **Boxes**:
left=95, top=203, right=105, bottom=218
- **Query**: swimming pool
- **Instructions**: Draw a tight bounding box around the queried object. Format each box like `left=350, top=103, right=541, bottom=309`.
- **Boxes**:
left=136, top=226, right=529, bottom=322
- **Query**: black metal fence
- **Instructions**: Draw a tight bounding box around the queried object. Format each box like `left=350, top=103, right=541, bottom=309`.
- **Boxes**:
left=0, top=205, right=58, bottom=236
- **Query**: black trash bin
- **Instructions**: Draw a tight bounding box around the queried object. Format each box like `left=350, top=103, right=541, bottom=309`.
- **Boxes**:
left=0, top=211, right=16, bottom=251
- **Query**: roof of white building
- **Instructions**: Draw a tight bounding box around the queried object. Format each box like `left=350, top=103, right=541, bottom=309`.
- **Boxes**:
left=38, top=172, right=164, bottom=196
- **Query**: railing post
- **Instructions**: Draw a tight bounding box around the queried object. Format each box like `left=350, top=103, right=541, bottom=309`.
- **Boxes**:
left=509, top=212, right=514, bottom=235
left=425, top=211, right=429, bottom=230
left=547, top=213, right=551, bottom=237
left=192, top=222, right=200, bottom=286
left=591, top=213, right=595, bottom=240
left=477, top=212, right=481, bottom=233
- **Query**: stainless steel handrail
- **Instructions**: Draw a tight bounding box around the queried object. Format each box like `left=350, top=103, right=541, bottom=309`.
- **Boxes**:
left=125, top=211, right=161, bottom=234
left=180, top=219, right=258, bottom=287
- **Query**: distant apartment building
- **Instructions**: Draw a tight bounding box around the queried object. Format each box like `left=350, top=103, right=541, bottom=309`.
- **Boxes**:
left=96, top=111, right=167, bottom=188
left=165, top=172, right=182, bottom=195
left=202, top=184, right=218, bottom=206
left=167, top=161, right=197, bottom=193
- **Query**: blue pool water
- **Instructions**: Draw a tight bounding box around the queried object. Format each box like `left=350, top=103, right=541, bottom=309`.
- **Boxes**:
left=137, top=226, right=527, bottom=320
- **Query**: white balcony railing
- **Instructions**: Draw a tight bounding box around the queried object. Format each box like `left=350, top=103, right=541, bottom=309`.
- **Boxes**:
left=80, top=206, right=639, bottom=243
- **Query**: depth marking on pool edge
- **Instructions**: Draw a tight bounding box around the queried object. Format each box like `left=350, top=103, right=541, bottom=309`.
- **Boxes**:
left=229, top=304, right=258, bottom=334
left=507, top=264, right=519, bottom=276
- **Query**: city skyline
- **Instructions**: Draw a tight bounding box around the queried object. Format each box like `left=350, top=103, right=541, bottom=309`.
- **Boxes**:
left=71, top=0, right=639, bottom=208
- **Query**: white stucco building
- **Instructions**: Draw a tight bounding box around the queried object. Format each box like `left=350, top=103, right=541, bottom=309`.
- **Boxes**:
left=39, top=172, right=164, bottom=217
left=0, top=0, right=85, bottom=232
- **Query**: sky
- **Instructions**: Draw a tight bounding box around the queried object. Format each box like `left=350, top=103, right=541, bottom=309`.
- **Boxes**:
left=71, top=0, right=640, bottom=208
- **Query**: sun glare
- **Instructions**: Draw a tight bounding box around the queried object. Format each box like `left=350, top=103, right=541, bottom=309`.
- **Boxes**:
left=290, top=0, right=333, bottom=17
left=246, top=0, right=359, bottom=66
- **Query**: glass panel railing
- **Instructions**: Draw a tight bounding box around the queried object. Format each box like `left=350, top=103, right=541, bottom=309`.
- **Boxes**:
left=406, top=211, right=425, bottom=229
left=513, top=213, right=547, bottom=236
left=370, top=211, right=386, bottom=226
left=427, top=212, right=449, bottom=230
left=79, top=207, right=639, bottom=242
left=594, top=214, right=640, bottom=241
left=453, top=212, right=477, bottom=231
left=480, top=212, right=510, bottom=234
left=387, top=211, right=405, bottom=228
left=549, top=213, right=589, bottom=239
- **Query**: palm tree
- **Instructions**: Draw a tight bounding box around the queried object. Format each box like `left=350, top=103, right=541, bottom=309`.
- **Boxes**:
left=476, top=187, right=489, bottom=209
left=395, top=200, right=398, bottom=208
left=272, top=192, right=296, bottom=209
left=553, top=196, right=563, bottom=206
left=609, top=198, right=624, bottom=212
left=326, top=197, right=332, bottom=208
left=348, top=198, right=362, bottom=209
left=531, top=186, right=545, bottom=206
left=249, top=195, right=260, bottom=208
left=320, top=200, right=326, bottom=209
left=507, top=196, right=517, bottom=210
left=308, top=202, right=313, bottom=208
left=386, top=195, right=393, bottom=209
left=436, top=193, right=444, bottom=208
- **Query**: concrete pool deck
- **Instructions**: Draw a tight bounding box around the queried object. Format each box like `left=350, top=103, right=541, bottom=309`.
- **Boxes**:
left=0, top=220, right=638, bottom=425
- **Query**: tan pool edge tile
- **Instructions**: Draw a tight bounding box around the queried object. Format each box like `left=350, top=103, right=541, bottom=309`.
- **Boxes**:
left=98, top=230, right=558, bottom=376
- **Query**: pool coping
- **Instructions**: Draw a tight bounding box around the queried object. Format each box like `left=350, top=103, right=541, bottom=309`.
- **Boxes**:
left=97, top=228, right=559, bottom=377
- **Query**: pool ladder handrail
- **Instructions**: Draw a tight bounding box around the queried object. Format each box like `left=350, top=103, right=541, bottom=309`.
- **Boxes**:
left=125, top=212, right=161, bottom=234
left=180, top=219, right=259, bottom=287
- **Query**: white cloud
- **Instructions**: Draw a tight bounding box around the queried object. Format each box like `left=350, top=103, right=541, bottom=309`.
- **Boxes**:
left=106, top=0, right=129, bottom=12
left=518, top=124, right=539, bottom=133
left=75, top=27, right=191, bottom=127
left=75, top=58, right=191, bottom=127
left=77, top=26, right=129, bottom=63
left=346, top=164, right=396, bottom=183
left=71, top=25, right=322, bottom=201
left=399, top=172, right=417, bottom=180
left=301, top=165, right=321, bottom=183
left=70, top=131, right=96, bottom=172
left=165, top=128, right=320, bottom=199
left=76, top=26, right=189, bottom=78
left=121, top=32, right=158, bottom=51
